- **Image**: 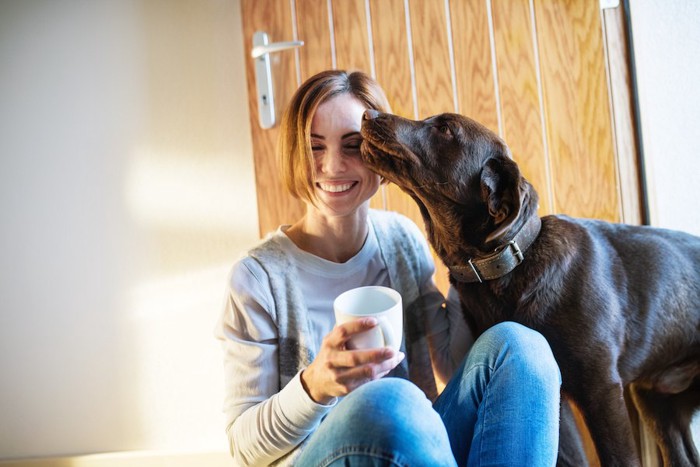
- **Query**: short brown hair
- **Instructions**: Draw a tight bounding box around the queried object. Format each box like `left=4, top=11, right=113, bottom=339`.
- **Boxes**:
left=278, top=70, right=390, bottom=203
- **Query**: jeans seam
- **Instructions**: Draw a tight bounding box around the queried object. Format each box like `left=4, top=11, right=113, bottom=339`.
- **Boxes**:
left=317, top=446, right=408, bottom=467
left=469, top=362, right=497, bottom=467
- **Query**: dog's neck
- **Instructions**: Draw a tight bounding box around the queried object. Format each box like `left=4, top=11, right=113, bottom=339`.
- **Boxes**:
left=448, top=213, right=542, bottom=283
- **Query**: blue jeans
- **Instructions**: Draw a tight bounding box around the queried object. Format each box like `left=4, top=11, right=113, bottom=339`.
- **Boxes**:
left=296, top=322, right=561, bottom=466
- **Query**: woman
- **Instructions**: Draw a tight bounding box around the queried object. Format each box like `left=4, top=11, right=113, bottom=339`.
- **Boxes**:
left=215, top=70, right=561, bottom=466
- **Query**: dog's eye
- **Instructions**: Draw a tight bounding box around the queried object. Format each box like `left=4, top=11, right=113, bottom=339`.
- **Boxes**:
left=437, top=125, right=452, bottom=137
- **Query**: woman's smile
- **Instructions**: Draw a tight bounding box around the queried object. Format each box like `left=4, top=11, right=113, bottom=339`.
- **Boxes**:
left=317, top=180, right=358, bottom=194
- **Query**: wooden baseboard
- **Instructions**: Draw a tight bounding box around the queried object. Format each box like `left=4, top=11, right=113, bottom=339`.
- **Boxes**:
left=0, top=451, right=231, bottom=467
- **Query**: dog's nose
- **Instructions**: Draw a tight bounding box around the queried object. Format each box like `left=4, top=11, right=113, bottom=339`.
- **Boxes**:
left=364, top=109, right=380, bottom=120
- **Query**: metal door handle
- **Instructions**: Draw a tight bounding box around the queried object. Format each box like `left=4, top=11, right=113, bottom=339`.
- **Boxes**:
left=252, top=31, right=304, bottom=129
left=252, top=39, right=304, bottom=59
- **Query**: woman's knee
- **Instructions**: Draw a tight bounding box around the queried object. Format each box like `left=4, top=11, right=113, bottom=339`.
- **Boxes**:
left=342, top=377, right=432, bottom=419
left=310, top=378, right=455, bottom=466
left=337, top=378, right=440, bottom=438
left=478, top=322, right=561, bottom=387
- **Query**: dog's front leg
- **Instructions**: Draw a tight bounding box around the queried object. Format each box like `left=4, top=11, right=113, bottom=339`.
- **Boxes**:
left=569, top=378, right=641, bottom=467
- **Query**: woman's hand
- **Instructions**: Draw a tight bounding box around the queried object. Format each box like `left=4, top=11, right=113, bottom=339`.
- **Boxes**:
left=300, top=317, right=405, bottom=404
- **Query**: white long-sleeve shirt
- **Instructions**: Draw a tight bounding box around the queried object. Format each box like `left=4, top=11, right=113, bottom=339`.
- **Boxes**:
left=215, top=213, right=472, bottom=466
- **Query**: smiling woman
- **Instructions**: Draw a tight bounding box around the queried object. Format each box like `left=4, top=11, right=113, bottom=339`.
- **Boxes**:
left=213, top=69, right=563, bottom=467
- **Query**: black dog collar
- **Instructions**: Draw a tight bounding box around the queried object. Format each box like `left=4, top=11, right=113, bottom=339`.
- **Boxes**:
left=449, top=215, right=542, bottom=283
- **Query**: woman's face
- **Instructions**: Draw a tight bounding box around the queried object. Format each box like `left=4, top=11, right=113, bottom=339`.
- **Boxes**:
left=309, top=93, right=381, bottom=217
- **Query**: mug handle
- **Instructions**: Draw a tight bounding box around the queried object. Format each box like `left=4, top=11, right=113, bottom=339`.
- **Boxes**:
left=376, top=316, right=396, bottom=350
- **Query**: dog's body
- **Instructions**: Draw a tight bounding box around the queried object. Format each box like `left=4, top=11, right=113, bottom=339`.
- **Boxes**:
left=360, top=110, right=700, bottom=467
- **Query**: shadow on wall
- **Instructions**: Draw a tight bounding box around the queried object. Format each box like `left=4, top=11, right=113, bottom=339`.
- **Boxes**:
left=0, top=0, right=256, bottom=459
left=0, top=450, right=231, bottom=467
left=0, top=0, right=149, bottom=456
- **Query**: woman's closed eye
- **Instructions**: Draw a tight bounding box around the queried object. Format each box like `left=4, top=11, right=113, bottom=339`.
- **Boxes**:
left=343, top=137, right=363, bottom=155
left=344, top=143, right=361, bottom=155
left=311, top=139, right=325, bottom=155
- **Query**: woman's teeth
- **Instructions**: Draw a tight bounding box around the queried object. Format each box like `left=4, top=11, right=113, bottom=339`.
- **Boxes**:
left=319, top=182, right=354, bottom=193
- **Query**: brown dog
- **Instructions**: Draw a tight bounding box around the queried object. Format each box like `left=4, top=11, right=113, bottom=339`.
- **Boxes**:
left=360, top=109, right=700, bottom=467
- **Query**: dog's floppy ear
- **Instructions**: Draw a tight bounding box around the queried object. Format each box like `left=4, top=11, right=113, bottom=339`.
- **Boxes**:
left=480, top=156, right=523, bottom=244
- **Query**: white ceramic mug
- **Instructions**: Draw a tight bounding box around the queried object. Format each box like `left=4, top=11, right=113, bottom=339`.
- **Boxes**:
left=333, top=286, right=403, bottom=351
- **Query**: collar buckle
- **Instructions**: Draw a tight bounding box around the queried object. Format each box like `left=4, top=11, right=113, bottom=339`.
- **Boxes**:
left=508, top=240, right=524, bottom=264
left=467, top=259, right=483, bottom=283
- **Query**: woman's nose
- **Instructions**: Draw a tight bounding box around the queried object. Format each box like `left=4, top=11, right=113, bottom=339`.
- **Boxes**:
left=319, top=148, right=346, bottom=174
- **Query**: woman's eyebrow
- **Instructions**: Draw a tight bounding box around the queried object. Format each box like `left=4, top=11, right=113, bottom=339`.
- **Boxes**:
left=311, top=132, right=360, bottom=140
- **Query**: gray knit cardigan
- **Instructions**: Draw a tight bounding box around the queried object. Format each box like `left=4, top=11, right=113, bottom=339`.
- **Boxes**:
left=247, top=209, right=438, bottom=464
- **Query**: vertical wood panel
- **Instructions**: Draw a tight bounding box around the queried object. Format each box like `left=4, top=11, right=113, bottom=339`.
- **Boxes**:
left=332, top=0, right=372, bottom=73
left=450, top=0, right=499, bottom=133
left=241, top=0, right=304, bottom=236
left=296, top=0, right=334, bottom=81
left=534, top=0, right=620, bottom=221
left=409, top=0, right=455, bottom=117
left=368, top=0, right=413, bottom=118
left=491, top=0, right=551, bottom=214
left=602, top=4, right=643, bottom=225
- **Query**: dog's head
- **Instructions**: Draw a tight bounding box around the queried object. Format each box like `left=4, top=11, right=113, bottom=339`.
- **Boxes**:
left=360, top=110, right=538, bottom=260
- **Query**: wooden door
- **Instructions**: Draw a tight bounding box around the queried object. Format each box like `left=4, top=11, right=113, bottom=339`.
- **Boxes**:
left=240, top=2, right=643, bottom=464
left=240, top=0, right=641, bottom=295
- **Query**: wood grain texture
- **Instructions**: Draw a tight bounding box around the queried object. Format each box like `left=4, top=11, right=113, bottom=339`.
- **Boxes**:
left=534, top=0, right=620, bottom=221
left=602, top=4, right=643, bottom=225
left=408, top=0, right=455, bottom=117
left=241, top=0, right=305, bottom=236
left=491, top=0, right=551, bottom=214
left=332, top=0, right=372, bottom=73
left=368, top=0, right=414, bottom=118
left=450, top=0, right=499, bottom=133
left=296, top=0, right=333, bottom=81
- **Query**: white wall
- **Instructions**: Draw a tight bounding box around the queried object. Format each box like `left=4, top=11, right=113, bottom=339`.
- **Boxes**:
left=0, top=0, right=257, bottom=459
left=630, top=0, right=700, bottom=236
left=629, top=0, right=700, bottom=444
